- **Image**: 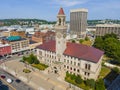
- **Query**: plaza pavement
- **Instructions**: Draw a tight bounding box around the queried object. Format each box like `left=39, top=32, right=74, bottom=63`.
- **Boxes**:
left=0, top=60, right=71, bottom=90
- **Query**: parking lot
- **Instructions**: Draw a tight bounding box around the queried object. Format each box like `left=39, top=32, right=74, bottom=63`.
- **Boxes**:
left=0, top=80, right=13, bottom=90
left=0, top=68, right=33, bottom=90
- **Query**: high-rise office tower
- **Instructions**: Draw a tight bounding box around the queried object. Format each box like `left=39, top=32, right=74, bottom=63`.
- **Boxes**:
left=70, top=8, right=88, bottom=38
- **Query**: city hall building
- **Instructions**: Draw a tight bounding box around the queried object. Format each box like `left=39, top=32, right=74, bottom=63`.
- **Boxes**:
left=36, top=8, right=104, bottom=80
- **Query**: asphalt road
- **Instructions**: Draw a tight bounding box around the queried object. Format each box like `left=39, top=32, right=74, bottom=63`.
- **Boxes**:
left=0, top=80, right=12, bottom=90
left=0, top=68, right=34, bottom=90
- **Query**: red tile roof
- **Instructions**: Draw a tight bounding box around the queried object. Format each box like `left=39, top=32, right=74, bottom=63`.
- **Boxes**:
left=37, top=41, right=104, bottom=63
left=64, top=42, right=104, bottom=63
left=58, top=7, right=65, bottom=15
left=37, top=40, right=55, bottom=52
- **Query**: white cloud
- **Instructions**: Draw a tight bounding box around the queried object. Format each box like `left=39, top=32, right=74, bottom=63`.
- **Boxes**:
left=51, top=0, right=88, bottom=7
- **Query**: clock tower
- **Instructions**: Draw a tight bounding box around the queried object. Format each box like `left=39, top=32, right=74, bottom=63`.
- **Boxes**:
left=55, top=7, right=67, bottom=62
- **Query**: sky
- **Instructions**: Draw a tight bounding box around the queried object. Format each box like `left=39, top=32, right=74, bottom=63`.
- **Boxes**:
left=0, top=0, right=120, bottom=21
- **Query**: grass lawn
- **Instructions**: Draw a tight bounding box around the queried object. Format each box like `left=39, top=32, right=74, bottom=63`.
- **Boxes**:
left=23, top=69, right=31, bottom=73
left=99, top=66, right=111, bottom=79
left=102, top=55, right=112, bottom=61
left=32, top=63, right=48, bottom=70
left=65, top=76, right=91, bottom=90
left=82, top=40, right=92, bottom=46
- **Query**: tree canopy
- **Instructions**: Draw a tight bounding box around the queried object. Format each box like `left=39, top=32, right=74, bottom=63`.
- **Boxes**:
left=22, top=54, right=39, bottom=64
left=93, top=33, right=120, bottom=63
left=95, top=79, right=105, bottom=90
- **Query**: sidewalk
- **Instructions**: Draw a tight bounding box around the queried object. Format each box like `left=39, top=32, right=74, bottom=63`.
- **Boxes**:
left=105, top=62, right=120, bottom=69
left=0, top=60, right=70, bottom=90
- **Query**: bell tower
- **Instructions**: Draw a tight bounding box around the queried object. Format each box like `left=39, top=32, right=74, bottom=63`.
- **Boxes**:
left=55, top=7, right=67, bottom=62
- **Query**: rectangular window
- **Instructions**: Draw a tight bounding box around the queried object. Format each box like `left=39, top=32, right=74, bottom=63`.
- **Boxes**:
left=74, top=68, right=76, bottom=71
left=85, top=64, right=91, bottom=70
left=88, top=64, right=91, bottom=70
left=74, top=62, right=76, bottom=66
left=64, top=65, right=66, bottom=68
left=58, top=58, right=60, bottom=61
left=71, top=61, right=72, bottom=64
left=67, top=66, right=69, bottom=69
left=88, top=73, right=90, bottom=76
left=85, top=64, right=87, bottom=69
left=67, top=60, right=69, bottom=63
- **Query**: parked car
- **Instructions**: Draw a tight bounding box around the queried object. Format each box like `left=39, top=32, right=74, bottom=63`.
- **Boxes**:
left=0, top=74, right=6, bottom=79
left=6, top=78, right=12, bottom=83
left=15, top=79, right=21, bottom=83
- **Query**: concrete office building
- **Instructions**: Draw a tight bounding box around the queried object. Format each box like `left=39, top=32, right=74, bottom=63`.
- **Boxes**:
left=95, top=24, right=120, bottom=38
left=70, top=8, right=88, bottom=38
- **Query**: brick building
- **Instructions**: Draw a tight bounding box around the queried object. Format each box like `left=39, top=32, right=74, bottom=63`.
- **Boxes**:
left=32, top=31, right=55, bottom=43
left=10, top=30, right=26, bottom=38
left=0, top=43, right=11, bottom=56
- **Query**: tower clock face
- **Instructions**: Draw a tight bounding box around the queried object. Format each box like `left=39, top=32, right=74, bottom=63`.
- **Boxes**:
left=57, top=33, right=61, bottom=38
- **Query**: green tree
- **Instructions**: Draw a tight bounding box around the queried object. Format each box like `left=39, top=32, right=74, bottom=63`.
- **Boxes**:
left=28, top=57, right=34, bottom=64
left=66, top=71, right=70, bottom=77
left=34, top=58, right=40, bottom=64
left=93, top=37, right=104, bottom=50
left=72, top=40, right=76, bottom=43
left=104, top=38, right=120, bottom=59
left=112, top=67, right=120, bottom=74
left=75, top=75, right=83, bottom=84
left=95, top=79, right=105, bottom=90
left=85, top=36, right=89, bottom=41
left=70, top=73, right=76, bottom=80
left=23, top=56, right=27, bottom=61
left=93, top=33, right=120, bottom=63
left=85, top=79, right=95, bottom=88
left=79, top=39, right=84, bottom=43
left=28, top=54, right=38, bottom=64
left=103, top=33, right=118, bottom=40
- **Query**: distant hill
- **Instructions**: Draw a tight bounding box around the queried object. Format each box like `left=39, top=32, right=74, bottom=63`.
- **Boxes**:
left=0, top=19, right=56, bottom=26
left=0, top=19, right=120, bottom=26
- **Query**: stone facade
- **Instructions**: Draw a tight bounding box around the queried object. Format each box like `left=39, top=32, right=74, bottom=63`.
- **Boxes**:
left=95, top=24, right=120, bottom=38
left=70, top=8, right=88, bottom=39
left=37, top=48, right=103, bottom=80
left=36, top=8, right=103, bottom=80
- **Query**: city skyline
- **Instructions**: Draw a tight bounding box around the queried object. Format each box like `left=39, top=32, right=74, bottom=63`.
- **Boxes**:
left=0, top=0, right=120, bottom=21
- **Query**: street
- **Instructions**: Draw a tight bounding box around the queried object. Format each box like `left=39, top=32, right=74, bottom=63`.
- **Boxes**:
left=0, top=68, right=33, bottom=90
left=0, top=80, right=12, bottom=90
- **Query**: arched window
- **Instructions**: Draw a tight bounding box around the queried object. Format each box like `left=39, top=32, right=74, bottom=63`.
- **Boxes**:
left=59, top=18, right=61, bottom=25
